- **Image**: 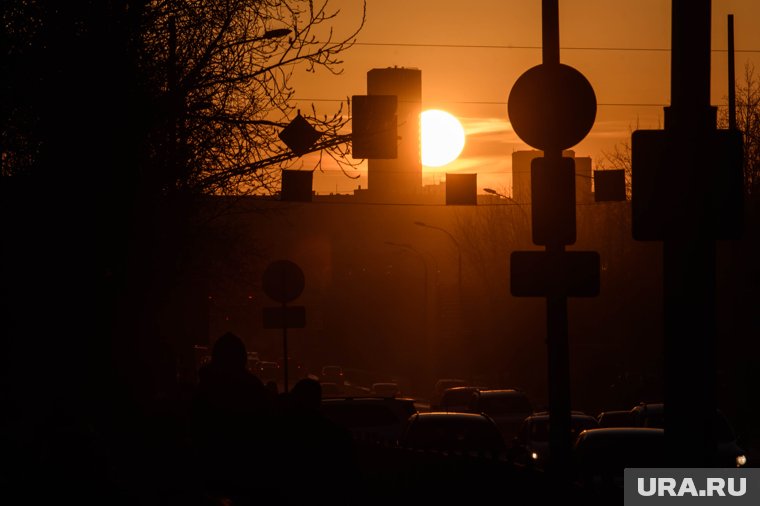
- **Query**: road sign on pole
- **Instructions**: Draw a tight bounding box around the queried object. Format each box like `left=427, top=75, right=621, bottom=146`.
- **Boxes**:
left=262, top=306, right=306, bottom=329
left=510, top=251, right=600, bottom=298
left=351, top=94, right=398, bottom=159
left=262, top=260, right=306, bottom=393
left=262, top=260, right=305, bottom=304
left=530, top=157, right=576, bottom=245
left=506, top=0, right=599, bottom=482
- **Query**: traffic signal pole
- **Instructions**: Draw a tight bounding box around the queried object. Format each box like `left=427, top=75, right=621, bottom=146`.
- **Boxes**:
left=662, top=0, right=717, bottom=467
left=632, top=0, right=743, bottom=467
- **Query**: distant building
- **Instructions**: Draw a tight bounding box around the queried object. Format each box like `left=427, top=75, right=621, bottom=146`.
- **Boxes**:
left=511, top=150, right=593, bottom=204
left=364, top=67, right=422, bottom=203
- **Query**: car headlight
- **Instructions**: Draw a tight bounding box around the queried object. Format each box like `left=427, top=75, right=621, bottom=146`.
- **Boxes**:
left=736, top=454, right=747, bottom=467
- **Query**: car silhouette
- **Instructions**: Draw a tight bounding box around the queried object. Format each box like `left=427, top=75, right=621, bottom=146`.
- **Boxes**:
left=399, top=412, right=508, bottom=456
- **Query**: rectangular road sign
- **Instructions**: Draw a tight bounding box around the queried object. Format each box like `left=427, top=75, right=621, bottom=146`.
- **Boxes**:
left=631, top=129, right=743, bottom=240
left=352, top=95, right=398, bottom=159
left=263, top=306, right=306, bottom=329
left=510, top=250, right=600, bottom=297
left=531, top=157, right=577, bottom=246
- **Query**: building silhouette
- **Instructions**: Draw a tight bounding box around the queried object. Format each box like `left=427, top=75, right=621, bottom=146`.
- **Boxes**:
left=362, top=67, right=422, bottom=203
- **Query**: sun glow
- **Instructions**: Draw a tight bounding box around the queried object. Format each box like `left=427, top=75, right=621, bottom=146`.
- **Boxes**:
left=421, top=109, right=466, bottom=167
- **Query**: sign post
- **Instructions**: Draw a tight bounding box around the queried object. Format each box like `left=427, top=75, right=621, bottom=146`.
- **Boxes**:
left=262, top=260, right=306, bottom=393
left=507, top=0, right=599, bottom=479
left=631, top=1, right=743, bottom=467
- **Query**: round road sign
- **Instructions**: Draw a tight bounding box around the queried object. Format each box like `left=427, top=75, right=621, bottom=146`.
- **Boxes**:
left=262, top=260, right=305, bottom=303
left=508, top=63, right=596, bottom=152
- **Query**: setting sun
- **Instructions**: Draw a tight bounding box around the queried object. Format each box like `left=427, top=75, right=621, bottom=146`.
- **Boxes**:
left=421, top=109, right=466, bottom=167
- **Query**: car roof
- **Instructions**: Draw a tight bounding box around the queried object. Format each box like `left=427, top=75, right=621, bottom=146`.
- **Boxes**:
left=443, top=386, right=479, bottom=393
left=598, top=410, right=633, bottom=416
left=475, top=389, right=526, bottom=397
left=415, top=412, right=492, bottom=421
left=577, top=427, right=664, bottom=439
left=322, top=396, right=415, bottom=404
left=526, top=412, right=596, bottom=421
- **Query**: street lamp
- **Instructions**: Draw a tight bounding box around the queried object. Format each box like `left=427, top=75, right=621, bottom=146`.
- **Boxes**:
left=483, top=187, right=508, bottom=199
left=385, top=241, right=436, bottom=385
left=413, top=221, right=461, bottom=303
left=483, top=187, right=530, bottom=223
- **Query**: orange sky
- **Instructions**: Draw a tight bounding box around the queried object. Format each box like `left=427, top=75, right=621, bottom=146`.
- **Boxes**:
left=289, top=0, right=760, bottom=195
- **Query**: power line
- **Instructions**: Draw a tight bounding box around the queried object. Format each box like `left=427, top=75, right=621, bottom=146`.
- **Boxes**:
left=352, top=41, right=760, bottom=53
left=293, top=97, right=670, bottom=107
left=244, top=196, right=627, bottom=207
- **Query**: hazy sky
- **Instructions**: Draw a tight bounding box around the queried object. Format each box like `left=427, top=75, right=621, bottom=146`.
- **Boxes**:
left=289, top=0, right=760, bottom=195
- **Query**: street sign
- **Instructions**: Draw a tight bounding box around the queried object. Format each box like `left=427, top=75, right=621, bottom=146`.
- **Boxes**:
left=631, top=129, right=743, bottom=240
left=280, top=170, right=313, bottom=202
left=351, top=95, right=398, bottom=159
left=262, top=260, right=305, bottom=303
left=279, top=114, right=322, bottom=156
left=446, top=173, right=477, bottom=205
left=510, top=250, right=600, bottom=297
left=594, top=170, right=626, bottom=202
left=508, top=63, right=597, bottom=152
left=263, top=306, right=306, bottom=329
left=531, top=157, right=576, bottom=246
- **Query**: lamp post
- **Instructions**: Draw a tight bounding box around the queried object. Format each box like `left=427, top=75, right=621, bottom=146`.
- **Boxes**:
left=413, top=222, right=463, bottom=378
left=483, top=187, right=531, bottom=224
left=385, top=241, right=435, bottom=385
left=413, top=221, right=461, bottom=304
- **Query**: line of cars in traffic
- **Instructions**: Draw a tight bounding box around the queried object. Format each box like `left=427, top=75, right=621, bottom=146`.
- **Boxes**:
left=316, top=378, right=748, bottom=497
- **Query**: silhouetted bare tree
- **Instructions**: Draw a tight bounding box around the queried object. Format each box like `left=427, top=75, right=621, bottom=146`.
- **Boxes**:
left=720, top=63, right=760, bottom=195
left=141, top=0, right=365, bottom=196
left=599, top=122, right=637, bottom=200
left=601, top=63, right=760, bottom=199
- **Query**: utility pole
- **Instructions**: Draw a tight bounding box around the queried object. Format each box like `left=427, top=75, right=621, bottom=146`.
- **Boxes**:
left=631, top=0, right=743, bottom=467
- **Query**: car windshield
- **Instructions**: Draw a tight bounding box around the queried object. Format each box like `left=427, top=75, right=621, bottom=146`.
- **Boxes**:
left=480, top=395, right=531, bottom=415
left=441, top=389, right=474, bottom=407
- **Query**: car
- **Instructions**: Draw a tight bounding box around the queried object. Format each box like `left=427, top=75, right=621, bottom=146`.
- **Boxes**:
left=320, top=396, right=417, bottom=443
left=574, top=427, right=666, bottom=498
left=320, top=365, right=345, bottom=386
left=254, top=360, right=280, bottom=383
left=512, top=411, right=599, bottom=468
left=278, top=356, right=306, bottom=379
left=628, top=402, right=747, bottom=468
left=371, top=382, right=400, bottom=397
left=596, top=409, right=636, bottom=428
left=430, top=378, right=469, bottom=409
left=399, top=412, right=508, bottom=455
left=438, top=386, right=482, bottom=413
left=467, top=389, right=533, bottom=441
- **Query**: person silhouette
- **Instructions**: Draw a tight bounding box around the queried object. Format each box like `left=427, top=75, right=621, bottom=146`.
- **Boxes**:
left=282, top=378, right=358, bottom=504
left=190, top=332, right=278, bottom=501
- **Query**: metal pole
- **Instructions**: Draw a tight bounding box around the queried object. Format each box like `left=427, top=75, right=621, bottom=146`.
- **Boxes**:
left=541, top=0, right=573, bottom=478
left=728, top=14, right=737, bottom=130
left=663, top=0, right=717, bottom=467
left=542, top=0, right=560, bottom=65
left=282, top=302, right=289, bottom=393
